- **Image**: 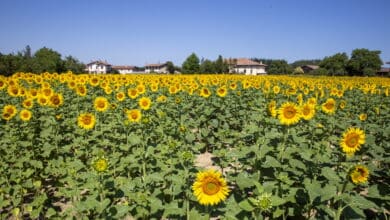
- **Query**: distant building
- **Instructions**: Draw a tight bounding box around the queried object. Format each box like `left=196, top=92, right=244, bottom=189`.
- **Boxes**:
left=226, top=58, right=267, bottom=75
left=145, top=63, right=168, bottom=73
left=300, top=65, right=319, bottom=73
left=377, top=67, right=390, bottom=76
left=112, top=65, right=137, bottom=74
left=86, top=60, right=112, bottom=74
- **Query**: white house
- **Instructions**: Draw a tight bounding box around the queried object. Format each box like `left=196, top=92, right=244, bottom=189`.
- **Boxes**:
left=86, top=60, right=112, bottom=74
left=112, top=65, right=137, bottom=74
left=227, top=58, right=267, bottom=75
left=145, top=63, right=168, bottom=73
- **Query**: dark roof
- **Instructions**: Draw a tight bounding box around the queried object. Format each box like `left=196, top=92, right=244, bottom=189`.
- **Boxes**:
left=378, top=67, right=390, bottom=72
left=301, top=65, right=319, bottom=70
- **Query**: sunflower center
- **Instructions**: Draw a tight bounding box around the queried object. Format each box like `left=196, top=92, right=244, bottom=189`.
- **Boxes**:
left=142, top=101, right=148, bottom=106
left=357, top=168, right=366, bottom=176
left=283, top=107, right=296, bottom=119
left=82, top=116, right=92, bottom=125
left=131, top=112, right=138, bottom=120
left=302, top=106, right=310, bottom=116
left=97, top=101, right=105, bottom=108
left=325, top=102, right=334, bottom=110
left=346, top=134, right=359, bottom=148
left=203, top=179, right=220, bottom=195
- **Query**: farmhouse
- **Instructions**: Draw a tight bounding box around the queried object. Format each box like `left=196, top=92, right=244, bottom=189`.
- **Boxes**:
left=145, top=63, right=168, bottom=73
left=226, top=58, right=267, bottom=75
left=86, top=60, right=112, bottom=74
left=301, top=65, right=319, bottom=73
left=112, top=65, right=137, bottom=74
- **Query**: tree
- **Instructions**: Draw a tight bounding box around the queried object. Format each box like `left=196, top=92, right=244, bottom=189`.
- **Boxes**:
left=166, top=61, right=175, bottom=74
left=347, top=48, right=382, bottom=76
left=31, top=47, right=64, bottom=73
left=214, top=55, right=228, bottom=74
left=182, top=53, right=200, bottom=74
left=320, top=52, right=349, bottom=76
left=0, top=53, right=22, bottom=76
left=267, top=60, right=292, bottom=74
left=63, top=56, right=85, bottom=73
left=200, top=59, right=216, bottom=73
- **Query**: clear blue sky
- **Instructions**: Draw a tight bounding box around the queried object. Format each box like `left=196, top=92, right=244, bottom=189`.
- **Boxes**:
left=1, top=0, right=389, bottom=66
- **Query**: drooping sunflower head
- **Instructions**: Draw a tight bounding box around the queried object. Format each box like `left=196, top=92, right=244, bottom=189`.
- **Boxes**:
left=277, top=102, right=301, bottom=126
left=301, top=103, right=315, bottom=121
left=77, top=113, right=96, bottom=130
left=321, top=98, right=336, bottom=114
left=126, top=109, right=142, bottom=123
left=192, top=169, right=230, bottom=206
left=340, top=127, right=365, bottom=154
left=350, top=165, right=369, bottom=184
left=138, top=97, right=152, bottom=110
left=157, top=95, right=167, bottom=103
left=94, top=97, right=109, bottom=112
left=19, top=109, right=32, bottom=122
left=268, top=100, right=277, bottom=118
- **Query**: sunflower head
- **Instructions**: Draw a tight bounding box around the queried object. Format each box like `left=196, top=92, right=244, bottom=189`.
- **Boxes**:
left=92, top=157, right=109, bottom=173
left=340, top=127, right=365, bottom=154
left=192, top=169, right=229, bottom=206
left=19, top=109, right=32, bottom=122
left=2, top=105, right=17, bottom=121
left=77, top=113, right=96, bottom=130
left=350, top=165, right=369, bottom=184
left=277, top=102, right=301, bottom=125
left=116, top=92, right=126, bottom=101
left=200, top=87, right=211, bottom=98
left=359, top=113, right=367, bottom=121
left=301, top=103, right=315, bottom=121
left=139, top=97, right=152, bottom=110
left=94, top=97, right=109, bottom=112
left=216, top=86, right=227, bottom=97
left=322, top=98, right=336, bottom=114
left=126, top=109, right=142, bottom=123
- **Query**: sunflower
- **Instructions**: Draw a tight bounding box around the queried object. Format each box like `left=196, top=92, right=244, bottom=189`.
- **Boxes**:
left=278, top=102, right=301, bottom=125
left=0, top=78, right=7, bottom=90
left=321, top=98, right=336, bottom=114
left=37, top=95, right=49, bottom=106
left=273, top=85, right=280, bottom=94
left=157, top=95, right=167, bottom=103
left=136, top=84, right=146, bottom=94
left=359, top=113, right=367, bottom=121
left=89, top=76, right=100, bottom=86
left=22, top=99, right=34, bottom=109
left=200, top=87, right=211, bottom=98
left=76, top=85, right=87, bottom=97
left=340, top=127, right=365, bottom=154
left=339, top=100, right=346, bottom=110
left=2, top=105, right=17, bottom=121
left=7, top=86, right=20, bottom=97
left=169, top=85, right=178, bottom=94
left=19, top=109, right=32, bottom=122
left=268, top=100, right=277, bottom=118
left=92, top=157, right=109, bottom=172
left=116, top=92, right=126, bottom=101
left=77, top=113, right=96, bottom=130
left=350, top=165, right=369, bottom=184
left=192, top=169, right=230, bottom=206
left=49, top=93, right=63, bottom=108
left=126, top=109, right=142, bottom=123
left=127, top=88, right=138, bottom=99
left=216, top=86, right=227, bottom=97
left=301, top=103, right=315, bottom=120
left=138, top=97, right=152, bottom=110
left=94, top=97, right=109, bottom=112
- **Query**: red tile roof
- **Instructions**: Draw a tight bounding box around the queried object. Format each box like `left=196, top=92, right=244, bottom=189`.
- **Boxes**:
left=226, top=58, right=266, bottom=66
left=112, top=65, right=135, bottom=70
left=145, top=63, right=167, bottom=67
left=87, top=60, right=111, bottom=66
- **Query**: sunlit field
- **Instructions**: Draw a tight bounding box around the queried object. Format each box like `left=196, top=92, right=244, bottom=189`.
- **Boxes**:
left=0, top=72, right=389, bottom=219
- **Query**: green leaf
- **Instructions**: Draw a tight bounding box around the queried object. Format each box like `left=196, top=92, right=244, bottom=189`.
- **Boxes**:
left=128, top=133, right=141, bottom=146
left=238, top=199, right=255, bottom=212
left=236, top=173, right=255, bottom=190
left=271, top=196, right=286, bottom=206
left=321, top=167, right=341, bottom=183
left=263, top=156, right=281, bottom=168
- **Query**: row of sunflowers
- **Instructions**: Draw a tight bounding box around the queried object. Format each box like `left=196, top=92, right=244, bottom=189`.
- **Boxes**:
left=0, top=72, right=389, bottom=219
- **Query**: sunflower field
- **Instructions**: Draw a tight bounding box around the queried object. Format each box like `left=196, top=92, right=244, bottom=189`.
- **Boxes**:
left=0, top=72, right=389, bottom=219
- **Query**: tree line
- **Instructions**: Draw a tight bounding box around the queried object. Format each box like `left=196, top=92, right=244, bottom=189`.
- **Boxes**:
left=0, top=46, right=85, bottom=76
left=0, top=46, right=386, bottom=76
